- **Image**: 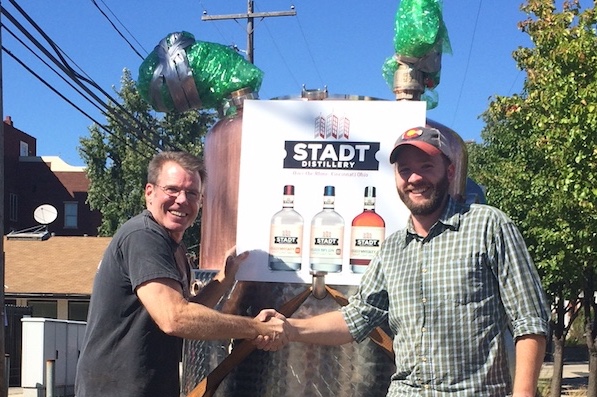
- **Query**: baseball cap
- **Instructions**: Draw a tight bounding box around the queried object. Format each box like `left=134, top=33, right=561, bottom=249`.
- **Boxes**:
left=389, top=126, right=453, bottom=163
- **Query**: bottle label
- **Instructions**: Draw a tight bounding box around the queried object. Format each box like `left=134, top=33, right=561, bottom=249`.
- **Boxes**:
left=309, top=226, right=344, bottom=263
left=349, top=226, right=385, bottom=261
left=269, top=224, right=303, bottom=260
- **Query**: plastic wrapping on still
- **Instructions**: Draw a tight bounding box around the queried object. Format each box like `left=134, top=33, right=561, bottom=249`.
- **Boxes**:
left=393, top=0, right=451, bottom=58
left=382, top=0, right=451, bottom=109
left=137, top=31, right=264, bottom=112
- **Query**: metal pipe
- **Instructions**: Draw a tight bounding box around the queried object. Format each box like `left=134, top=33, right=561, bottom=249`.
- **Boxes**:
left=46, top=359, right=55, bottom=397
left=4, top=355, right=9, bottom=394
left=311, top=271, right=327, bottom=300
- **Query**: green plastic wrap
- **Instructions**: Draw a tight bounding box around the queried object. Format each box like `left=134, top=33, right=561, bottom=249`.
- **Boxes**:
left=382, top=0, right=451, bottom=109
left=394, top=0, right=450, bottom=58
left=137, top=31, right=264, bottom=112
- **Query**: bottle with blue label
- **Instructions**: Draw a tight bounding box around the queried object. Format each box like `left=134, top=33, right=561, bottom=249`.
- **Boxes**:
left=309, top=186, right=344, bottom=273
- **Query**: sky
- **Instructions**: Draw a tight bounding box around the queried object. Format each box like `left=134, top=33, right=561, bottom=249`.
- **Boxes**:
left=0, top=1, right=573, bottom=166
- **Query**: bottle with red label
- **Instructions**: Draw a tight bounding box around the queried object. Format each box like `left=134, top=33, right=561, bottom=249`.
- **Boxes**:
left=349, top=186, right=385, bottom=273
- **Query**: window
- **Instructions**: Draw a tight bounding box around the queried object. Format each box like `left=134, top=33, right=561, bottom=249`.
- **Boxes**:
left=64, top=202, right=78, bottom=228
left=29, top=300, right=57, bottom=319
left=19, top=141, right=29, bottom=156
left=68, top=301, right=89, bottom=321
left=9, top=193, right=17, bottom=222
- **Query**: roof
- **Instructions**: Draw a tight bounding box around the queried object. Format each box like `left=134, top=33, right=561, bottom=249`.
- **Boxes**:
left=4, top=236, right=111, bottom=296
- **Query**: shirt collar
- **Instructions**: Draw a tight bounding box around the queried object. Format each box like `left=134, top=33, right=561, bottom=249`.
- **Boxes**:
left=404, top=196, right=463, bottom=244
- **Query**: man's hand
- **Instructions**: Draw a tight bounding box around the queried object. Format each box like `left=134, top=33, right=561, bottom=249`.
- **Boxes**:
left=214, top=247, right=248, bottom=286
left=253, top=309, right=291, bottom=351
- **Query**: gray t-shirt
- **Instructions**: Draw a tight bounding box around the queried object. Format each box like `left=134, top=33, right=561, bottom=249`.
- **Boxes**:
left=75, top=210, right=188, bottom=397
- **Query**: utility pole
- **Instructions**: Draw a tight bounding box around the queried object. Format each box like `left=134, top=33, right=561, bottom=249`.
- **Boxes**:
left=0, top=1, right=6, bottom=394
left=201, top=0, right=296, bottom=64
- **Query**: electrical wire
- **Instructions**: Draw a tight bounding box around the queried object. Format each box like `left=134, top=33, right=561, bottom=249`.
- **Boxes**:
left=3, top=0, right=184, bottom=153
left=91, top=0, right=147, bottom=60
left=450, top=0, right=483, bottom=128
left=254, top=3, right=301, bottom=90
left=507, top=70, right=524, bottom=95
left=1, top=45, right=152, bottom=159
left=198, top=0, right=238, bottom=49
left=294, top=11, right=324, bottom=88
left=97, top=0, right=148, bottom=54
left=2, top=23, right=106, bottom=116
left=1, top=4, right=161, bottom=153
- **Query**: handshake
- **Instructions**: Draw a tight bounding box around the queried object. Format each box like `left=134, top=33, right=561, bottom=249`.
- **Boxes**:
left=251, top=309, right=294, bottom=352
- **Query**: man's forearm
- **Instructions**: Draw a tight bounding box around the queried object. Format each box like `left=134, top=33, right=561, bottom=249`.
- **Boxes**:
left=512, top=334, right=547, bottom=397
left=288, top=310, right=354, bottom=346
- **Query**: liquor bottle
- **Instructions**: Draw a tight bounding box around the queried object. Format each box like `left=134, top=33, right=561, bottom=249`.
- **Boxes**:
left=349, top=186, right=385, bottom=273
left=310, top=186, right=344, bottom=273
left=269, top=185, right=304, bottom=271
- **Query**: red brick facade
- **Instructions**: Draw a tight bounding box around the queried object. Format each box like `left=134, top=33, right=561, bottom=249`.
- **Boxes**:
left=3, top=116, right=101, bottom=236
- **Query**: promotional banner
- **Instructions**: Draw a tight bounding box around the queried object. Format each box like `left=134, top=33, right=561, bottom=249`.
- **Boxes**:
left=236, top=100, right=426, bottom=285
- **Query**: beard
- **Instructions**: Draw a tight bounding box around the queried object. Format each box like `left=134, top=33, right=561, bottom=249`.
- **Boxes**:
left=398, top=172, right=450, bottom=216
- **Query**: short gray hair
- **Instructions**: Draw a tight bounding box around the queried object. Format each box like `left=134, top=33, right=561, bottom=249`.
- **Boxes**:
left=147, top=151, right=206, bottom=186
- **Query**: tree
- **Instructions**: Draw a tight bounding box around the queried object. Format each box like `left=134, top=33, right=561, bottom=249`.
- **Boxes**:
left=79, top=68, right=215, bottom=255
left=467, top=1, right=597, bottom=395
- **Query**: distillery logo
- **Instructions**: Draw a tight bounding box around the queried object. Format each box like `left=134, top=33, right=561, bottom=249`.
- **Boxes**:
left=283, top=112, right=380, bottom=170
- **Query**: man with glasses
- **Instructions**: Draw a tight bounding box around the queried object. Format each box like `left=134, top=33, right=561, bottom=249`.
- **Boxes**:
left=75, top=151, right=288, bottom=397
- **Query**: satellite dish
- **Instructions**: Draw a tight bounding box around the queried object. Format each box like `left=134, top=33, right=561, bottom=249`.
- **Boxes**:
left=34, top=204, right=58, bottom=225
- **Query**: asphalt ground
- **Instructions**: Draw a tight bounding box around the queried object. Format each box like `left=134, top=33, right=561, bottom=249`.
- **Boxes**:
left=10, top=362, right=590, bottom=396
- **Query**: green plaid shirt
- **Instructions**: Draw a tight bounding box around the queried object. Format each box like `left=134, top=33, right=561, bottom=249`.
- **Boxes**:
left=341, top=197, right=549, bottom=396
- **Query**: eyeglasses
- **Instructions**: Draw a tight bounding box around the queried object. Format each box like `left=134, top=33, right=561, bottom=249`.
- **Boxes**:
left=155, top=184, right=201, bottom=202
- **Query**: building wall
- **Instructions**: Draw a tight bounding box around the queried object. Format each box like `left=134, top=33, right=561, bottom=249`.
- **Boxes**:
left=3, top=117, right=101, bottom=236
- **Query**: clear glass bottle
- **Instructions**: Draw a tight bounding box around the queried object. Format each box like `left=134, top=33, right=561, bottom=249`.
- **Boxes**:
left=310, top=186, right=344, bottom=273
left=349, top=186, right=385, bottom=273
left=269, top=185, right=304, bottom=271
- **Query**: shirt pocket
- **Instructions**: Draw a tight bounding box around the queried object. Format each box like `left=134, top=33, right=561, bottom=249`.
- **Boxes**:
left=441, top=254, right=491, bottom=305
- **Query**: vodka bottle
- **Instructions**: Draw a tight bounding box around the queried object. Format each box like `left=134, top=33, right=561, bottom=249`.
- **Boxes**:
left=349, top=186, right=385, bottom=273
left=269, top=185, right=303, bottom=271
left=310, top=186, right=344, bottom=273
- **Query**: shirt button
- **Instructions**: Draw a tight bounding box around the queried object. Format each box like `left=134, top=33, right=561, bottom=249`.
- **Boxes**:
left=422, top=268, right=428, bottom=273
left=422, top=298, right=427, bottom=303
left=424, top=384, right=430, bottom=390
left=421, top=356, right=427, bottom=362
left=421, top=327, right=426, bottom=332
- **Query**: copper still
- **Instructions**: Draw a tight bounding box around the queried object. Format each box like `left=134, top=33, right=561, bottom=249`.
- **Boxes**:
left=199, top=88, right=257, bottom=270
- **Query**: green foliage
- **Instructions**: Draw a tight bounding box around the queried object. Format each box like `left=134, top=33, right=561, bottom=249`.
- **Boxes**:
left=78, top=69, right=215, bottom=253
left=469, top=0, right=597, bottom=315
left=470, top=8, right=597, bottom=393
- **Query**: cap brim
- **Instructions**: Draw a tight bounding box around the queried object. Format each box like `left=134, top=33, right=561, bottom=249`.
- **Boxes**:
left=389, top=141, right=442, bottom=163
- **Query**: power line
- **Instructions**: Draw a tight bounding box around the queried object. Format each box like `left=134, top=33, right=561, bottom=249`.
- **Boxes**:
left=255, top=3, right=301, bottom=90
left=1, top=4, right=160, bottom=152
left=294, top=12, right=324, bottom=88
left=198, top=0, right=236, bottom=47
left=2, top=0, right=184, bottom=153
left=201, top=0, right=296, bottom=64
left=2, top=44, right=152, bottom=159
left=450, top=0, right=483, bottom=128
left=2, top=23, right=106, bottom=116
left=91, top=0, right=147, bottom=60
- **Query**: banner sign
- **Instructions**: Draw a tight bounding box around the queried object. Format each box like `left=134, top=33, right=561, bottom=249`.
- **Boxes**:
left=235, top=100, right=426, bottom=285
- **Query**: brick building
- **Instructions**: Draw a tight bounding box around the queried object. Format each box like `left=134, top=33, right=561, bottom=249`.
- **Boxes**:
left=3, top=116, right=101, bottom=236
left=2, top=116, right=107, bottom=385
